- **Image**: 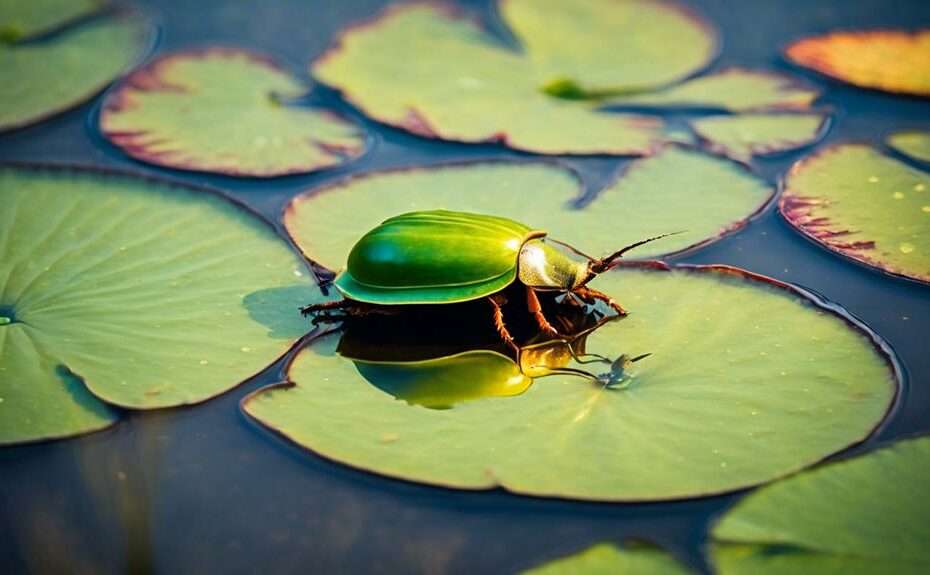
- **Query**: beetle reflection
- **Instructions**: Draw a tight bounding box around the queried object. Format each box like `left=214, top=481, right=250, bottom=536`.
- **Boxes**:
left=334, top=300, right=650, bottom=409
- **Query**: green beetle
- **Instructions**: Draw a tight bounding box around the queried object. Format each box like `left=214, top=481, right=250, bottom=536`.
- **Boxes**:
left=302, top=209, right=674, bottom=350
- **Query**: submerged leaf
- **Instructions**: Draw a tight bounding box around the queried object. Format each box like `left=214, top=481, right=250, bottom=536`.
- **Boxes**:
left=692, top=113, right=828, bottom=163
left=887, top=130, right=930, bottom=164
left=101, top=48, right=365, bottom=177
left=785, top=29, right=930, bottom=97
left=312, top=1, right=715, bottom=154
left=0, top=166, right=323, bottom=445
left=0, top=0, right=102, bottom=42
left=522, top=543, right=691, bottom=574
left=243, top=266, right=895, bottom=501
left=781, top=144, right=930, bottom=283
left=712, top=436, right=930, bottom=574
left=284, top=150, right=772, bottom=269
left=0, top=11, right=151, bottom=131
left=603, top=69, right=820, bottom=112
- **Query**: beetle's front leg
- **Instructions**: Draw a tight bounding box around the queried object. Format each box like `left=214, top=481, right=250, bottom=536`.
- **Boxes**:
left=300, top=299, right=351, bottom=317
left=488, top=295, right=519, bottom=353
left=525, top=287, right=559, bottom=337
left=572, top=286, right=628, bottom=316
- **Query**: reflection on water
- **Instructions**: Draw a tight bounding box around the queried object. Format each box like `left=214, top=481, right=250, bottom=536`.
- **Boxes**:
left=335, top=293, right=647, bottom=409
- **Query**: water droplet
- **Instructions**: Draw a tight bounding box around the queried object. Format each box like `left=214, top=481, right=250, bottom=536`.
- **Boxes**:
left=0, top=317, right=10, bottom=326
left=241, top=346, right=251, bottom=353
left=899, top=242, right=915, bottom=254
left=893, top=191, right=905, bottom=200
left=720, top=462, right=728, bottom=468
left=922, top=205, right=930, bottom=213
left=916, top=183, right=926, bottom=192
left=199, top=360, right=209, bottom=365
left=0, top=397, right=4, bottom=403
left=293, top=269, right=303, bottom=277
left=868, top=176, right=879, bottom=183
left=750, top=410, right=759, bottom=416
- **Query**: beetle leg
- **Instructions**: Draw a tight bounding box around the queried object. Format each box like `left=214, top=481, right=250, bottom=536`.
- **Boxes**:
left=573, top=286, right=628, bottom=316
left=488, top=295, right=519, bottom=353
left=300, top=299, right=350, bottom=317
left=526, top=287, right=559, bottom=337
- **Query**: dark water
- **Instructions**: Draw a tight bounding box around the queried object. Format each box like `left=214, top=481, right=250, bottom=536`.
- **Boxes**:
left=1, top=0, right=929, bottom=573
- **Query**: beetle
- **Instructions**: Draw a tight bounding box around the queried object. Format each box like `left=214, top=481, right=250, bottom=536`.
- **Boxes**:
left=301, top=209, right=675, bottom=351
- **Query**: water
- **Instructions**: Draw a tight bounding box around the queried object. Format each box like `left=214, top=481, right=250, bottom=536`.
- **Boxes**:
left=1, top=0, right=929, bottom=573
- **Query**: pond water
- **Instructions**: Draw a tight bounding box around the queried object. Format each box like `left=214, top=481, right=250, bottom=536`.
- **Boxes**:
left=1, top=0, right=929, bottom=573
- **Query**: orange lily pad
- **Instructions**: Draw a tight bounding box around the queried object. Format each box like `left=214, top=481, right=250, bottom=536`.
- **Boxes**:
left=785, top=29, right=930, bottom=97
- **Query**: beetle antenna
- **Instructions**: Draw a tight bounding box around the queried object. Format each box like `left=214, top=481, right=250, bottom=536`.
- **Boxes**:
left=587, top=231, right=686, bottom=275
left=547, top=238, right=597, bottom=262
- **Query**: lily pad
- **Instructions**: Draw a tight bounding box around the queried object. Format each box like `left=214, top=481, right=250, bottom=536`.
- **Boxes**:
left=522, top=543, right=690, bottom=574
left=0, top=10, right=151, bottom=131
left=0, top=0, right=102, bottom=42
left=604, top=69, right=820, bottom=112
left=711, top=436, right=930, bottom=574
left=692, top=113, right=829, bottom=163
left=312, top=1, right=716, bottom=154
left=781, top=144, right=930, bottom=284
left=888, top=130, right=930, bottom=164
left=242, top=265, right=896, bottom=501
left=101, top=48, right=365, bottom=177
left=785, top=30, right=930, bottom=97
left=284, top=149, right=773, bottom=268
left=499, top=0, right=717, bottom=95
left=0, top=165, right=323, bottom=445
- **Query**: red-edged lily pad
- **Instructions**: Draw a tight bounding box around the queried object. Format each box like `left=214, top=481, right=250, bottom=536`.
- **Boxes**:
left=781, top=144, right=930, bottom=284
left=243, top=264, right=896, bottom=501
left=310, top=1, right=717, bottom=155
left=0, top=165, right=324, bottom=445
left=283, top=150, right=773, bottom=268
left=101, top=48, right=366, bottom=177
left=785, top=29, right=930, bottom=97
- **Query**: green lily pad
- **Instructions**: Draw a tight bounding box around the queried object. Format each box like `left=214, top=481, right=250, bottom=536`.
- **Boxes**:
left=785, top=30, right=930, bottom=98
left=603, top=69, right=820, bottom=112
left=522, top=543, right=691, bottom=574
left=101, top=48, right=365, bottom=177
left=242, top=265, right=895, bottom=501
left=312, top=1, right=716, bottom=154
left=692, top=113, right=829, bottom=163
left=284, top=149, right=772, bottom=268
left=0, top=10, right=151, bottom=131
left=0, top=165, right=323, bottom=445
left=888, top=131, right=930, bottom=164
left=711, top=436, right=930, bottom=574
left=500, top=0, right=717, bottom=95
left=781, top=144, right=930, bottom=284
left=0, top=0, right=103, bottom=42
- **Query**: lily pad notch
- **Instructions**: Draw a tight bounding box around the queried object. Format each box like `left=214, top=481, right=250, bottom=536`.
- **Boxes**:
left=242, top=262, right=898, bottom=501
left=0, top=163, right=325, bottom=445
left=100, top=47, right=367, bottom=177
